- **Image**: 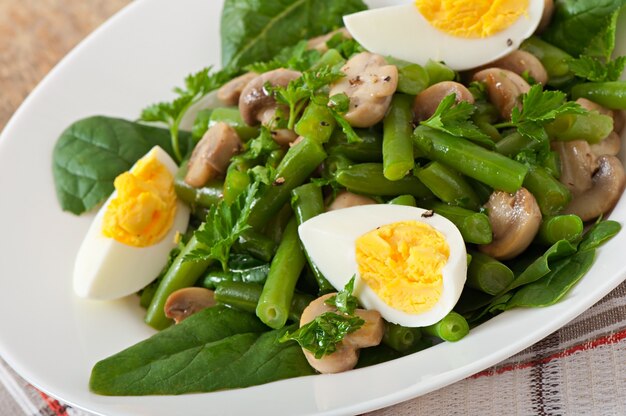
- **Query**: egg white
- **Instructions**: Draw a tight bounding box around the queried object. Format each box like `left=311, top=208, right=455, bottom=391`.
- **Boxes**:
left=73, top=146, right=190, bottom=300
left=344, top=0, right=544, bottom=71
left=299, top=204, right=467, bottom=327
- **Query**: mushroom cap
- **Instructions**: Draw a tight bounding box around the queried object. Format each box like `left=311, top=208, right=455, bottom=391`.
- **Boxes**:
left=564, top=155, right=626, bottom=222
left=473, top=68, right=531, bottom=120
left=327, top=190, right=377, bottom=211
left=164, top=287, right=216, bottom=324
left=552, top=140, right=596, bottom=195
left=487, top=50, right=549, bottom=85
left=413, top=81, right=475, bottom=122
left=238, top=68, right=301, bottom=126
left=217, top=72, right=258, bottom=106
left=479, top=188, right=542, bottom=260
left=590, top=131, right=621, bottom=158
left=329, top=52, right=398, bottom=128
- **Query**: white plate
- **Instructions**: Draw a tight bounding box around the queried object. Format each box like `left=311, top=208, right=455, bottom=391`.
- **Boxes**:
left=0, top=1, right=625, bottom=415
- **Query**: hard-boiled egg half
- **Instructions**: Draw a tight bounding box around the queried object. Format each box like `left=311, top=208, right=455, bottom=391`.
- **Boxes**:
left=74, top=146, right=190, bottom=300
left=344, top=0, right=544, bottom=70
left=299, top=204, right=467, bottom=327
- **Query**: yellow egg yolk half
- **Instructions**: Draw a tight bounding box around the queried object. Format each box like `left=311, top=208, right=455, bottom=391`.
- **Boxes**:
left=355, top=220, right=449, bottom=314
left=102, top=154, right=177, bottom=247
left=415, top=0, right=528, bottom=38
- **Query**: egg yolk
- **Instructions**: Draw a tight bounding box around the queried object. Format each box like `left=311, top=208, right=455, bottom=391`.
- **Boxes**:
left=355, top=221, right=449, bottom=314
left=102, top=153, right=177, bottom=247
left=415, top=0, right=528, bottom=38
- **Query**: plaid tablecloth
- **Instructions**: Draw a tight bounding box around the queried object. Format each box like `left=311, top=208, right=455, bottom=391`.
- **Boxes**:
left=0, top=279, right=623, bottom=415
left=1, top=1, right=625, bottom=415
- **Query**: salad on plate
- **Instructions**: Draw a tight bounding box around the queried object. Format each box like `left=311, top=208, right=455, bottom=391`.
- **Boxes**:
left=50, top=0, right=626, bottom=397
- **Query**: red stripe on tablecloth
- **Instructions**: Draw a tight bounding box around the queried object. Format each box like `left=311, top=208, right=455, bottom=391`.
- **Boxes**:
left=37, top=390, right=68, bottom=416
left=471, top=328, right=626, bottom=379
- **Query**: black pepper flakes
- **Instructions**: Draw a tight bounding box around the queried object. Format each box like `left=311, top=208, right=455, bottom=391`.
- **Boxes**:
left=421, top=210, right=434, bottom=218
left=383, top=75, right=392, bottom=82
left=320, top=121, right=330, bottom=127
left=506, top=38, right=513, bottom=47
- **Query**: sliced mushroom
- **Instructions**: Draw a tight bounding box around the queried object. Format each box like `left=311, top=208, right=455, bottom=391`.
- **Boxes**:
left=327, top=190, right=377, bottom=211
left=329, top=52, right=398, bottom=128
left=590, top=132, right=621, bottom=158
left=413, top=81, right=475, bottom=122
left=536, top=0, right=554, bottom=34
left=552, top=141, right=596, bottom=195
left=614, top=110, right=625, bottom=134
left=184, top=122, right=242, bottom=187
left=479, top=188, right=542, bottom=260
left=238, top=68, right=301, bottom=144
left=300, top=293, right=384, bottom=374
left=563, top=156, right=626, bottom=221
left=307, top=28, right=351, bottom=53
left=473, top=68, right=531, bottom=120
left=164, top=287, right=216, bottom=324
left=217, top=72, right=258, bottom=106
left=487, top=50, right=549, bottom=85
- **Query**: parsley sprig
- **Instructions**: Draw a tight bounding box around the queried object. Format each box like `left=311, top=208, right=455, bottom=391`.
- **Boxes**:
left=183, top=181, right=259, bottom=270
left=280, top=276, right=364, bottom=359
left=140, top=66, right=237, bottom=162
left=569, top=55, right=626, bottom=83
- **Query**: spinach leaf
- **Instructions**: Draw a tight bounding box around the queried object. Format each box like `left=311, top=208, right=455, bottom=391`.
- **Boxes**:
left=505, top=250, right=596, bottom=308
left=220, top=0, right=367, bottom=69
left=543, top=0, right=626, bottom=59
left=52, top=116, right=192, bottom=215
left=90, top=306, right=314, bottom=395
left=578, top=219, right=621, bottom=252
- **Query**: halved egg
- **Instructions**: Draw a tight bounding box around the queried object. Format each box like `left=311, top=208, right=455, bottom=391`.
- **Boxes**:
left=73, top=146, right=190, bottom=300
left=344, top=0, right=544, bottom=70
left=299, top=204, right=467, bottom=327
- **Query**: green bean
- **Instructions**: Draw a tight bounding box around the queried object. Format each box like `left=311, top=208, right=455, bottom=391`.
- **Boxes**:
left=383, top=94, right=416, bottom=180
left=336, top=163, right=433, bottom=198
left=311, top=49, right=345, bottom=70
left=387, top=195, right=417, bottom=207
left=413, top=126, right=528, bottom=193
left=383, top=323, right=423, bottom=352
left=425, top=59, right=455, bottom=85
left=208, top=107, right=259, bottom=140
left=173, top=161, right=223, bottom=210
left=386, top=57, right=429, bottom=95
left=423, top=311, right=469, bottom=342
left=200, top=262, right=270, bottom=289
left=472, top=102, right=502, bottom=142
left=494, top=131, right=540, bottom=157
left=420, top=201, right=493, bottom=245
left=466, top=251, right=514, bottom=295
left=291, top=184, right=334, bottom=294
left=520, top=37, right=574, bottom=87
left=571, top=81, right=626, bottom=110
left=144, top=233, right=213, bottom=330
left=415, top=161, right=481, bottom=210
left=222, top=166, right=250, bottom=205
left=264, top=203, right=293, bottom=244
left=248, top=137, right=327, bottom=231
left=322, top=153, right=353, bottom=179
left=545, top=112, right=614, bottom=143
left=215, top=282, right=314, bottom=323
left=523, top=165, right=571, bottom=216
left=232, top=229, right=276, bottom=262
left=541, top=151, right=561, bottom=179
left=256, top=217, right=307, bottom=329
left=295, top=100, right=336, bottom=143
left=535, top=215, right=584, bottom=246
left=328, top=129, right=383, bottom=162
left=465, top=177, right=493, bottom=205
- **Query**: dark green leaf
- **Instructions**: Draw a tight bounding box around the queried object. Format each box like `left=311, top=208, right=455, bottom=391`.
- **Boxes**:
left=569, top=55, right=626, bottom=82
left=52, top=116, right=191, bottom=215
left=325, top=275, right=359, bottom=314
left=578, top=219, right=621, bottom=252
left=220, top=0, right=367, bottom=69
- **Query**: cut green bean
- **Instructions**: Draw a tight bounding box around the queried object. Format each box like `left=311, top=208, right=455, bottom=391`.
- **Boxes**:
left=415, top=161, right=481, bottom=210
left=232, top=229, right=276, bottom=262
left=174, top=163, right=223, bottom=210
left=291, top=184, right=334, bottom=294
left=520, top=37, right=574, bottom=88
left=383, top=94, right=416, bottom=180
left=336, top=163, right=432, bottom=198
left=328, top=129, right=383, bottom=162
left=425, top=59, right=455, bottom=85
left=223, top=166, right=250, bottom=205
left=295, top=100, right=336, bottom=143
left=386, top=57, right=430, bottom=95
left=215, top=281, right=314, bottom=323
left=545, top=112, right=614, bottom=143
left=523, top=165, right=571, bottom=216
left=200, top=262, right=270, bottom=289
left=570, top=81, right=626, bottom=110
left=494, top=131, right=541, bottom=157
left=383, top=323, right=422, bottom=352
left=420, top=201, right=493, bottom=245
left=535, top=215, right=584, bottom=246
left=466, top=251, right=514, bottom=295
left=387, top=195, right=417, bottom=207
left=423, top=311, right=469, bottom=342
left=248, top=137, right=327, bottom=231
left=209, top=107, right=259, bottom=140
left=264, top=203, right=293, bottom=244
left=256, top=217, right=307, bottom=329
left=413, top=126, right=528, bottom=193
left=311, top=49, right=345, bottom=70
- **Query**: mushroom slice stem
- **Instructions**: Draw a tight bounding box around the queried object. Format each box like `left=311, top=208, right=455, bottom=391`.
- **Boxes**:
left=217, top=72, right=258, bottom=106
left=480, top=188, right=542, bottom=260
left=473, top=68, right=531, bottom=120
left=551, top=140, right=596, bottom=196
left=327, top=190, right=377, bottom=211
left=164, top=287, right=216, bottom=324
